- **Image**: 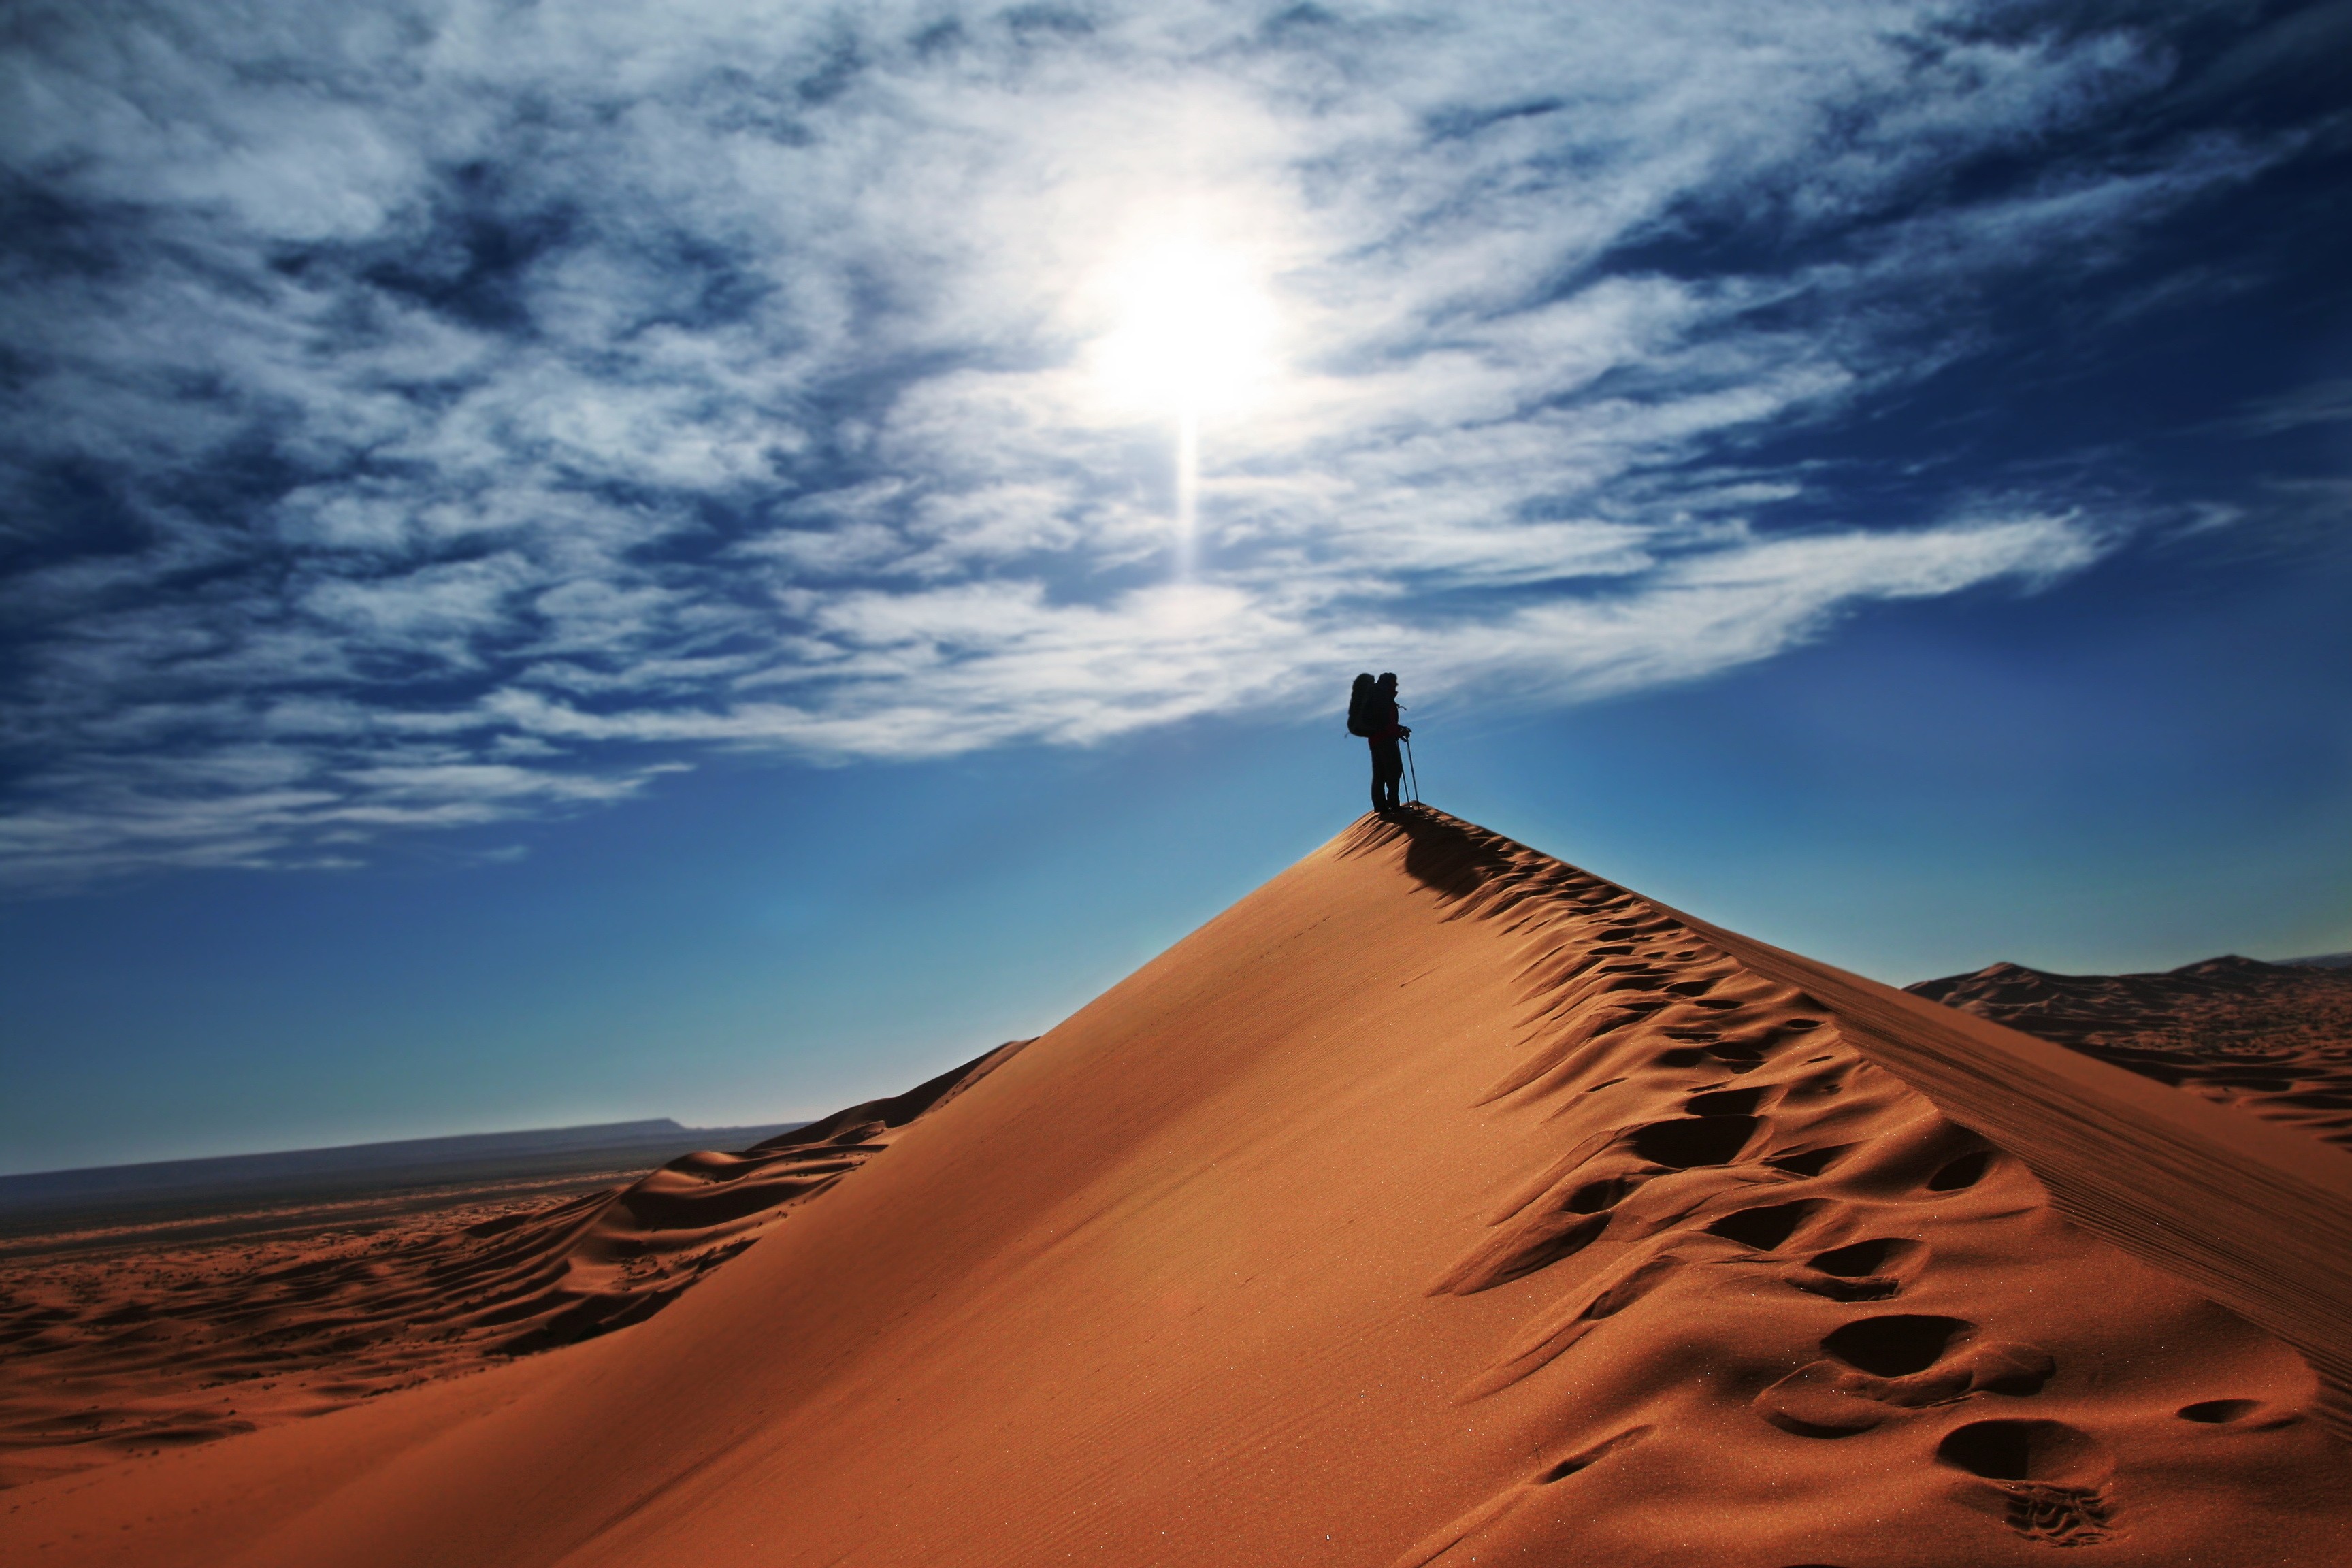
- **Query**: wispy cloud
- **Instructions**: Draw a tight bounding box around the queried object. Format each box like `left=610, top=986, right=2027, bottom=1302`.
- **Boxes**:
left=0, top=1, right=2294, bottom=885
left=2227, top=379, right=2352, bottom=437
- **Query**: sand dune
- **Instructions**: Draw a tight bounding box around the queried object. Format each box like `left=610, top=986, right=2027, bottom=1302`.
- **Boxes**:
left=1907, top=956, right=2352, bottom=1147
left=3, top=811, right=2347, bottom=1566
left=0, top=1048, right=1019, bottom=1488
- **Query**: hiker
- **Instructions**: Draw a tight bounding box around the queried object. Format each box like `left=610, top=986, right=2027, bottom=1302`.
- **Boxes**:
left=1346, top=671, right=1411, bottom=813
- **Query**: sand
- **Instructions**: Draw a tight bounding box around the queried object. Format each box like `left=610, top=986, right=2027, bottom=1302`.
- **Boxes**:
left=0, top=1049, right=1019, bottom=1489
left=1908, top=956, right=2352, bottom=1147
left=3, top=810, right=2346, bottom=1566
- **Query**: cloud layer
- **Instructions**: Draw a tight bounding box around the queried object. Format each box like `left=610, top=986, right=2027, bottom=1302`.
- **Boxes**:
left=0, top=0, right=2285, bottom=882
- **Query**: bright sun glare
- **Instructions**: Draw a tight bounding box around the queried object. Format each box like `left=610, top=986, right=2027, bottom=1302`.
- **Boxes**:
left=1094, top=238, right=1277, bottom=419
left=1092, top=236, right=1278, bottom=570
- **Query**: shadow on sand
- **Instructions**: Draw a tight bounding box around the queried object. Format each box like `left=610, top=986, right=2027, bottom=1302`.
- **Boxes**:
left=1340, top=806, right=1531, bottom=907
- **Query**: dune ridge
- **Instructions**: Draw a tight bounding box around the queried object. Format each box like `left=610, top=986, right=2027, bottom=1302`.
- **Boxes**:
left=1355, top=814, right=2352, bottom=1562
left=3, top=810, right=2347, bottom=1567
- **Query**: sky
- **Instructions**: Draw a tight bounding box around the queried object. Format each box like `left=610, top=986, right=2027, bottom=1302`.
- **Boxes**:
left=2, top=0, right=2347, bottom=1173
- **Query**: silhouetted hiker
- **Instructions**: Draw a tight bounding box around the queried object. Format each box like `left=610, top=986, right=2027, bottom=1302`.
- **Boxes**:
left=1345, top=670, right=1411, bottom=813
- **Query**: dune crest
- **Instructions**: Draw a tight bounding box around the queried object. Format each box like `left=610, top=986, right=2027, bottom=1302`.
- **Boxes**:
left=3, top=811, right=2347, bottom=1567
left=1348, top=814, right=2351, bottom=1564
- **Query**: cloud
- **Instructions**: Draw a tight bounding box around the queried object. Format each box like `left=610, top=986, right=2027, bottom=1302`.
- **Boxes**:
left=2227, top=379, right=2352, bottom=437
left=0, top=0, right=2294, bottom=885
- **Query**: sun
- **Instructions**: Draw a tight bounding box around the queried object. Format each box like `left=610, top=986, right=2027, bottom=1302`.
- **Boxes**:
left=1092, top=238, right=1277, bottom=420
left=1085, top=229, right=1281, bottom=573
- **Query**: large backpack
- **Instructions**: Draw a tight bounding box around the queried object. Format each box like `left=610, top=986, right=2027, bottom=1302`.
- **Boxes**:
left=1344, top=672, right=1377, bottom=737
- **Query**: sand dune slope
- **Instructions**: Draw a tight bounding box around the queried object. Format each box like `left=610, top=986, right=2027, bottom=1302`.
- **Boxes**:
left=5, top=811, right=2348, bottom=1568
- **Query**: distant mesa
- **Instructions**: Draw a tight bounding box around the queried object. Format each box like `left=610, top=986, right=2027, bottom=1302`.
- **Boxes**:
left=1907, top=953, right=2352, bottom=1148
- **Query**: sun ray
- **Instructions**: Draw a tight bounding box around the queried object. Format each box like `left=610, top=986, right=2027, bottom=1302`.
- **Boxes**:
left=1090, top=233, right=1277, bottom=576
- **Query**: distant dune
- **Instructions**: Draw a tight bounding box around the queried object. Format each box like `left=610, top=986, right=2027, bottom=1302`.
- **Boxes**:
left=1908, top=956, right=2352, bottom=1148
left=0, top=1076, right=1000, bottom=1488
left=3, top=811, right=2349, bottom=1566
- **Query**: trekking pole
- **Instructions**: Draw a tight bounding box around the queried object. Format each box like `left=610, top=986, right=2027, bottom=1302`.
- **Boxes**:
left=1404, top=736, right=1422, bottom=805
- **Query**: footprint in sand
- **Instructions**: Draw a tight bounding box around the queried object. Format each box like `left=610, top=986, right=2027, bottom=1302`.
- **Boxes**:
left=2176, top=1396, right=2301, bottom=1431
left=1766, top=1143, right=1852, bottom=1177
left=1754, top=1315, right=2058, bottom=1437
left=1783, top=1237, right=1925, bottom=1302
left=1926, top=1148, right=1994, bottom=1190
left=1824, top=1313, right=1974, bottom=1377
left=1705, top=1199, right=1827, bottom=1251
left=1629, top=1114, right=1760, bottom=1169
left=1937, top=1418, right=2117, bottom=1545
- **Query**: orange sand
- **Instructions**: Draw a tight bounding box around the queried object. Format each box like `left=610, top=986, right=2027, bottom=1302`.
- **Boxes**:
left=0, top=1049, right=1019, bottom=1488
left=3, top=811, right=2347, bottom=1567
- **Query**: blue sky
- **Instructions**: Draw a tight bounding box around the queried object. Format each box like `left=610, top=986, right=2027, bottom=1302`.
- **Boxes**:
left=2, top=0, right=2347, bottom=1172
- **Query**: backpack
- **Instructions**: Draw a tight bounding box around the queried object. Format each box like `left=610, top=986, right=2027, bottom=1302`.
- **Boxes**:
left=1344, top=672, right=1377, bottom=737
